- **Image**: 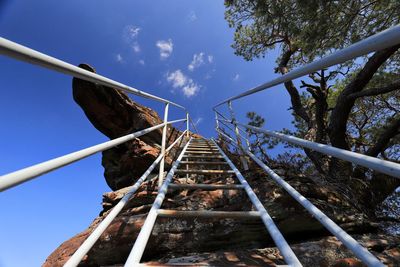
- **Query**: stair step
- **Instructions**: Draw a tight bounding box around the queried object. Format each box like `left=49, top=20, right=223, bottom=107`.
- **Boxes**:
left=182, top=155, right=224, bottom=159
left=157, top=209, right=261, bottom=219
left=187, top=147, right=218, bottom=150
left=185, top=151, right=220, bottom=154
left=187, top=148, right=218, bottom=150
left=181, top=161, right=228, bottom=165
left=169, top=183, right=244, bottom=190
left=175, top=169, right=234, bottom=174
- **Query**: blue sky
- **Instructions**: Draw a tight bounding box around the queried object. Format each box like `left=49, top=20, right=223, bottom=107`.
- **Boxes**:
left=0, top=1, right=294, bottom=266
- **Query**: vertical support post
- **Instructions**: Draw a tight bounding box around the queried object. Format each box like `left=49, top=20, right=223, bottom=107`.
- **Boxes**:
left=158, top=103, right=169, bottom=187
left=186, top=112, right=190, bottom=138
left=245, top=132, right=252, bottom=152
left=227, top=101, right=249, bottom=171
left=215, top=112, right=221, bottom=141
left=186, top=112, right=190, bottom=180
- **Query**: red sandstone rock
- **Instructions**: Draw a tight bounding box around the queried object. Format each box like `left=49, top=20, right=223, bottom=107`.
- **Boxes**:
left=72, top=63, right=188, bottom=190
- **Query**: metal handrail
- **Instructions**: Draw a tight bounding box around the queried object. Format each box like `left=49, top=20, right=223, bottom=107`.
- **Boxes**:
left=219, top=120, right=400, bottom=179
left=217, top=118, right=249, bottom=145
left=0, top=37, right=185, bottom=109
left=215, top=24, right=400, bottom=107
left=124, top=138, right=192, bottom=265
left=217, top=129, right=384, bottom=267
left=225, top=122, right=400, bottom=178
left=64, top=130, right=188, bottom=267
left=0, top=119, right=186, bottom=192
left=212, top=139, right=302, bottom=266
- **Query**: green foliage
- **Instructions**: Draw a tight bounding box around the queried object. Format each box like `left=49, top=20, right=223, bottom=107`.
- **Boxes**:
left=322, top=69, right=399, bottom=159
left=225, top=0, right=400, bottom=67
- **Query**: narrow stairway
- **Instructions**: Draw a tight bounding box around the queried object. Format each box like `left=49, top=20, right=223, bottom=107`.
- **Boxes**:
left=124, top=137, right=301, bottom=266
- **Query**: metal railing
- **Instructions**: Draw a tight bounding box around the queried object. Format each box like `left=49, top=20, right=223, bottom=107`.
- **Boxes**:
left=0, top=37, right=198, bottom=192
left=0, top=37, right=198, bottom=266
left=213, top=25, right=400, bottom=267
left=216, top=130, right=383, bottom=267
left=124, top=138, right=192, bottom=265
left=64, top=130, right=188, bottom=267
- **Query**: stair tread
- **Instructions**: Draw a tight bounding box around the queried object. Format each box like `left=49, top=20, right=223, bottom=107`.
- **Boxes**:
left=169, top=183, right=244, bottom=190
left=181, top=161, right=228, bottom=164
left=182, top=155, right=224, bottom=158
left=157, top=209, right=261, bottom=219
left=175, top=169, right=235, bottom=174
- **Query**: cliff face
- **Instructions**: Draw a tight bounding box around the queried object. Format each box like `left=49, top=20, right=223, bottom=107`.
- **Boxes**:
left=43, top=66, right=399, bottom=266
left=72, top=64, right=185, bottom=190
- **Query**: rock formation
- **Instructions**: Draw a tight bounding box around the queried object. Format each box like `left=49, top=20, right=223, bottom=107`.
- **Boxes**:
left=43, top=64, right=399, bottom=266
left=44, top=168, right=400, bottom=266
left=72, top=64, right=186, bottom=190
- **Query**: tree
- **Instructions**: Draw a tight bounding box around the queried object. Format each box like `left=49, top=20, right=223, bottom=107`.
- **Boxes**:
left=225, top=0, right=400, bottom=210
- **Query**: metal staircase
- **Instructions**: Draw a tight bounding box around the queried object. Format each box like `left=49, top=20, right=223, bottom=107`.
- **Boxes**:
left=1, top=25, right=400, bottom=267
left=124, top=137, right=301, bottom=266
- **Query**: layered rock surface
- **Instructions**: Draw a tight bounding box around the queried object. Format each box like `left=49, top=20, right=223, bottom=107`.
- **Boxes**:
left=72, top=64, right=187, bottom=190
left=43, top=167, right=400, bottom=266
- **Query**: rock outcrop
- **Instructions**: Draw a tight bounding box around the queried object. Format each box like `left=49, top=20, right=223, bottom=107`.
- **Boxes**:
left=43, top=167, right=400, bottom=266
left=72, top=64, right=187, bottom=190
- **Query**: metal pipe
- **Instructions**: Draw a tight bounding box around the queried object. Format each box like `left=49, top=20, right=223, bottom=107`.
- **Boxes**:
left=215, top=24, right=400, bottom=107
left=124, top=138, right=192, bottom=266
left=0, top=118, right=186, bottom=192
left=188, top=115, right=200, bottom=135
left=214, top=110, right=249, bottom=138
left=0, top=37, right=185, bottom=109
left=227, top=101, right=249, bottom=170
left=216, top=129, right=384, bottom=267
left=158, top=103, right=169, bottom=187
left=218, top=119, right=249, bottom=145
left=157, top=209, right=261, bottom=219
left=186, top=113, right=190, bottom=138
left=228, top=121, right=400, bottom=179
left=212, top=139, right=302, bottom=267
left=215, top=112, right=221, bottom=141
left=63, top=130, right=187, bottom=267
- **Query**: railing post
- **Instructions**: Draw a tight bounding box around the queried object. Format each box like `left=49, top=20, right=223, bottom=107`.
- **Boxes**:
left=227, top=101, right=249, bottom=171
left=185, top=113, right=190, bottom=180
left=245, top=132, right=252, bottom=152
left=186, top=112, right=190, bottom=138
left=158, top=103, right=169, bottom=187
left=215, top=112, right=221, bottom=141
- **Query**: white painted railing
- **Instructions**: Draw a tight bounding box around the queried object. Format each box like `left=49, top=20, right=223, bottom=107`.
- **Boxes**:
left=0, top=37, right=197, bottom=192
left=213, top=25, right=400, bottom=267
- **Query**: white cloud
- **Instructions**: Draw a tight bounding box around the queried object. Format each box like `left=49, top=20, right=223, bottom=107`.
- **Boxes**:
left=233, top=74, right=240, bottom=81
left=115, top=54, right=124, bottom=63
left=166, top=69, right=200, bottom=98
left=132, top=42, right=141, bottom=53
left=123, top=25, right=141, bottom=41
left=167, top=70, right=187, bottom=88
left=188, top=52, right=214, bottom=71
left=156, top=39, right=173, bottom=60
left=205, top=68, right=216, bottom=80
left=139, top=59, right=145, bottom=65
left=122, top=25, right=141, bottom=55
left=188, top=52, right=205, bottom=71
left=188, top=11, right=197, bottom=22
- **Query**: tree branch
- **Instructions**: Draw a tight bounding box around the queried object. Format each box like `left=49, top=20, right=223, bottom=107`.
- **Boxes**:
left=348, top=79, right=400, bottom=99
left=328, top=44, right=400, bottom=150
left=365, top=116, right=400, bottom=157
left=278, top=49, right=311, bottom=126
